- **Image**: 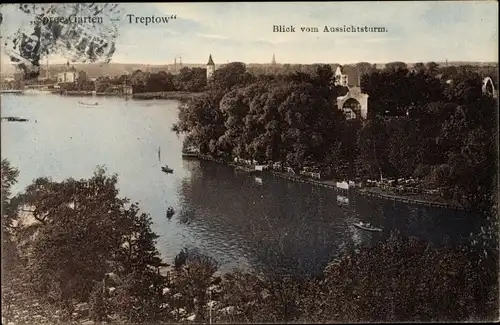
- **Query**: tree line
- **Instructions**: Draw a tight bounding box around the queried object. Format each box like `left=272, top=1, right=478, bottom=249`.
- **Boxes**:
left=1, top=160, right=497, bottom=323
left=173, top=61, right=498, bottom=210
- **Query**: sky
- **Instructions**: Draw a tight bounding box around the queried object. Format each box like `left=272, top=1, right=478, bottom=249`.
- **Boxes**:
left=0, top=2, right=498, bottom=66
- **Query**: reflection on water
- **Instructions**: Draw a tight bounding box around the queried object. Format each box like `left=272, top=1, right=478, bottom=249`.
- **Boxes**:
left=1, top=93, right=482, bottom=277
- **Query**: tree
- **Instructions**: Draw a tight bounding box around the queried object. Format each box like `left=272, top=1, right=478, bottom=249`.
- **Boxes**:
left=130, top=70, right=148, bottom=93
left=174, top=67, right=207, bottom=92
left=357, top=117, right=390, bottom=179
left=171, top=249, right=219, bottom=322
left=413, top=62, right=425, bottom=73
left=173, top=90, right=227, bottom=155
left=209, top=62, right=255, bottom=92
left=317, top=231, right=495, bottom=322
left=145, top=71, right=175, bottom=92
left=385, top=61, right=408, bottom=71
left=445, top=72, right=483, bottom=105
left=11, top=167, right=167, bottom=321
left=1, top=158, right=21, bottom=274
left=425, top=62, right=439, bottom=75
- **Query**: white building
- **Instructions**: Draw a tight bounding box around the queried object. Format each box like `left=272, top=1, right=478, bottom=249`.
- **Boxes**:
left=57, top=71, right=77, bottom=83
left=334, top=66, right=348, bottom=87
left=57, top=62, right=78, bottom=84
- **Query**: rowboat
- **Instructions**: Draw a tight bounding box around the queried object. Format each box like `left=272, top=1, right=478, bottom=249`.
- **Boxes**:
left=166, top=206, right=175, bottom=218
left=161, top=165, right=174, bottom=174
left=353, top=222, right=382, bottom=232
left=78, top=101, right=100, bottom=107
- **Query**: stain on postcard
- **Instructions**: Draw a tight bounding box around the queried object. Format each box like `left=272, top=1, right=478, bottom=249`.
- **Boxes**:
left=2, top=4, right=119, bottom=79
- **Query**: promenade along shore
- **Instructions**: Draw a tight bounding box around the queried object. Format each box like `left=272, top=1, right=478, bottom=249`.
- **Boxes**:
left=183, top=152, right=467, bottom=211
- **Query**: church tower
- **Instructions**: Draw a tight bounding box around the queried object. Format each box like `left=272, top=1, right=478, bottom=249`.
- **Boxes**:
left=334, top=65, right=348, bottom=87
left=207, top=54, right=215, bottom=80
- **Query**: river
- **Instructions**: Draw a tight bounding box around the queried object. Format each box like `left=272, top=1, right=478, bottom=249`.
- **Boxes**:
left=1, top=93, right=482, bottom=276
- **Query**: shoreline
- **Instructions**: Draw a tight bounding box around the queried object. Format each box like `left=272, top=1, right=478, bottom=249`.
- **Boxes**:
left=187, top=153, right=467, bottom=211
left=48, top=90, right=200, bottom=100
left=51, top=90, right=125, bottom=97
left=132, top=91, right=202, bottom=100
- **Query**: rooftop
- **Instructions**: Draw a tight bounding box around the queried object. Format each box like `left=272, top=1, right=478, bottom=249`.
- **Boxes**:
left=207, top=54, right=215, bottom=66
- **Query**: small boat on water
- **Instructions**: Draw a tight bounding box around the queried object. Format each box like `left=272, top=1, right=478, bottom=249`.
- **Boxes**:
left=354, top=221, right=382, bottom=232
left=337, top=195, right=349, bottom=206
left=1, top=116, right=29, bottom=122
left=161, top=165, right=174, bottom=174
left=166, top=206, right=175, bottom=219
left=78, top=101, right=100, bottom=107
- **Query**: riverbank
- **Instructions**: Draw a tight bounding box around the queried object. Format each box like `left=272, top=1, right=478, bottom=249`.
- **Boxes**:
left=33, top=90, right=199, bottom=101
left=357, top=187, right=466, bottom=210
left=51, top=90, right=126, bottom=97
left=132, top=91, right=202, bottom=100
left=186, top=153, right=467, bottom=211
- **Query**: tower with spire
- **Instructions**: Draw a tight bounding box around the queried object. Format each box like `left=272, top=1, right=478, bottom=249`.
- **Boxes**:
left=207, top=54, right=215, bottom=80
left=271, top=53, right=276, bottom=65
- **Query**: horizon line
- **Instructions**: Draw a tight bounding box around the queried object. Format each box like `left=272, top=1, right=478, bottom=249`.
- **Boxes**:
left=1, top=60, right=498, bottom=67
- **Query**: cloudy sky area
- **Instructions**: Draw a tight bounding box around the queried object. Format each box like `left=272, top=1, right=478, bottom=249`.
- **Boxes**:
left=0, top=2, right=498, bottom=65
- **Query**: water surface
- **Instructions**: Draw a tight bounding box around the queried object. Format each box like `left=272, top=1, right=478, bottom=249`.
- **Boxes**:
left=1, top=93, right=480, bottom=276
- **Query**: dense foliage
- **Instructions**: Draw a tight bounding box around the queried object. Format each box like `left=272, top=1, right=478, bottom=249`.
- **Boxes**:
left=174, top=62, right=498, bottom=210
left=1, top=161, right=497, bottom=323
left=1, top=61, right=498, bottom=323
left=1, top=165, right=166, bottom=323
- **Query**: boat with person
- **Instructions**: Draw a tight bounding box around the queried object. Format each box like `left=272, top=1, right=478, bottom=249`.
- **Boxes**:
left=161, top=165, right=174, bottom=174
left=353, top=221, right=382, bottom=232
left=158, top=146, right=173, bottom=173
left=166, top=206, right=175, bottom=219
left=337, top=195, right=349, bottom=206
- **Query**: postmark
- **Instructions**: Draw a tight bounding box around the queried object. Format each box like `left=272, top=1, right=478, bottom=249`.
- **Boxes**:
left=2, top=3, right=121, bottom=79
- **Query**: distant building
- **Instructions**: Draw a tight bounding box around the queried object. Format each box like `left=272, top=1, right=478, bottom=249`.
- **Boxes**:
left=334, top=66, right=348, bottom=87
left=123, top=85, right=133, bottom=96
left=57, top=70, right=76, bottom=83
left=58, top=62, right=77, bottom=83
left=271, top=53, right=276, bottom=65
left=207, top=54, right=215, bottom=80
left=57, top=61, right=88, bottom=84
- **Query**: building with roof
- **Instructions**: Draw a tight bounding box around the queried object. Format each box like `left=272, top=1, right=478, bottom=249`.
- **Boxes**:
left=57, top=61, right=78, bottom=84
